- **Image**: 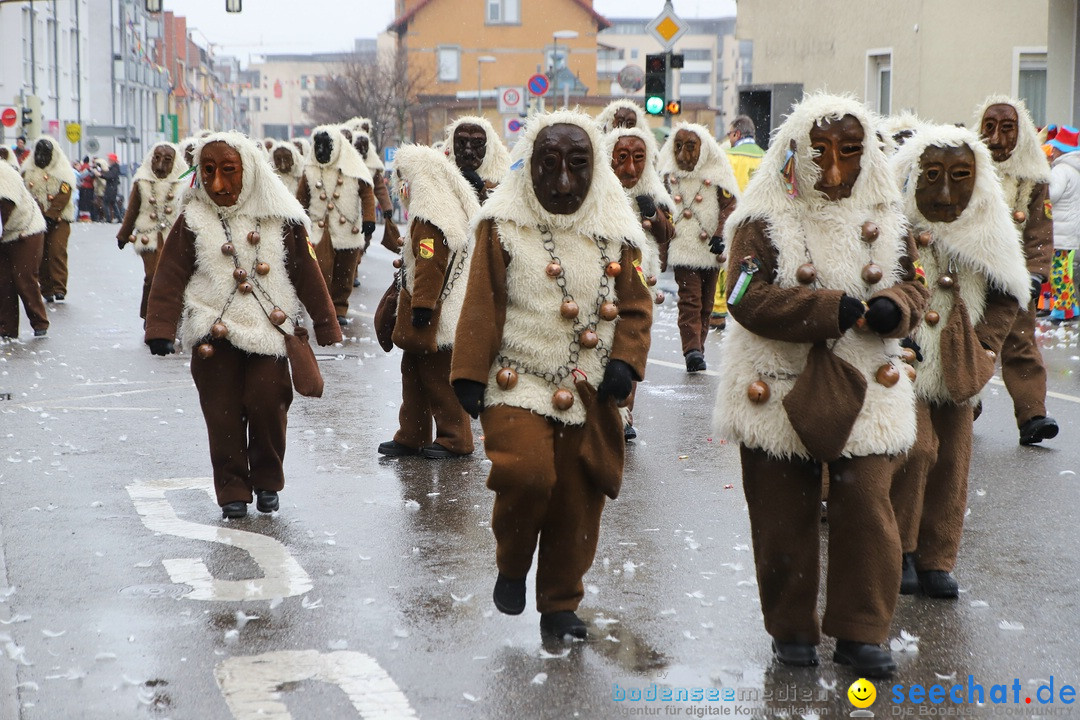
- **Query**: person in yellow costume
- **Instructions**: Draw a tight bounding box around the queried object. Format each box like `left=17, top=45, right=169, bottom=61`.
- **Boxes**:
left=713, top=116, right=765, bottom=329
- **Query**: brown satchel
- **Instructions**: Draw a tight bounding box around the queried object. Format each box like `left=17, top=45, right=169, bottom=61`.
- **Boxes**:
left=939, top=295, right=995, bottom=404
left=574, top=376, right=626, bottom=500
left=391, top=287, right=441, bottom=355
left=782, top=341, right=867, bottom=462
left=282, top=326, right=324, bottom=398
left=373, top=276, right=398, bottom=353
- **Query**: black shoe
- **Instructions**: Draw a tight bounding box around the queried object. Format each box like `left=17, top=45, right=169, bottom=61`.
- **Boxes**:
left=900, top=553, right=919, bottom=595
left=685, top=349, right=706, bottom=372
left=623, top=423, right=637, bottom=441
left=771, top=639, right=819, bottom=667
left=378, top=440, right=420, bottom=457
left=493, top=573, right=526, bottom=615
left=33, top=329, right=47, bottom=338
left=54, top=293, right=65, bottom=301
left=352, top=277, right=361, bottom=288
left=337, top=315, right=350, bottom=327
left=1019, top=416, right=1058, bottom=445
left=221, top=501, right=248, bottom=519
left=43, top=295, right=54, bottom=303
left=917, top=569, right=959, bottom=599
left=540, top=611, right=587, bottom=639
left=833, top=640, right=897, bottom=678
left=420, top=442, right=471, bottom=459
left=255, top=490, right=279, bottom=513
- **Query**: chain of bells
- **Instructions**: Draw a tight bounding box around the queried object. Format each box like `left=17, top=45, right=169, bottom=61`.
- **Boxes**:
left=193, top=219, right=290, bottom=360
left=490, top=226, right=648, bottom=413
left=128, top=186, right=177, bottom=245
left=390, top=242, right=468, bottom=305
left=744, top=220, right=928, bottom=405
left=312, top=169, right=362, bottom=235
left=25, top=173, right=63, bottom=212
left=669, top=175, right=727, bottom=265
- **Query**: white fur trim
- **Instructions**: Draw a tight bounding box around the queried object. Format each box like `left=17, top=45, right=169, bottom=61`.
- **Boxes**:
left=595, top=99, right=650, bottom=133
left=606, top=126, right=673, bottom=280
left=21, top=136, right=76, bottom=222
left=973, top=95, right=1051, bottom=188
left=268, top=140, right=303, bottom=198
left=353, top=131, right=385, bottom=172
left=303, top=126, right=373, bottom=250
left=0, top=162, right=47, bottom=242
left=444, top=116, right=512, bottom=185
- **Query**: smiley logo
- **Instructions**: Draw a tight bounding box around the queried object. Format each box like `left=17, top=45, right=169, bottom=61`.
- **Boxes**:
left=848, top=678, right=876, bottom=708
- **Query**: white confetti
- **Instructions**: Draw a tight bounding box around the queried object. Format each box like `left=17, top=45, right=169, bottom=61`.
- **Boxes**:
left=393, top=628, right=410, bottom=638
left=969, top=600, right=989, bottom=608
left=1060, top=470, right=1075, bottom=476
left=539, top=647, right=571, bottom=660
left=531, top=673, right=548, bottom=685
left=41, top=629, right=66, bottom=638
left=463, top=692, right=479, bottom=702
left=301, top=597, right=323, bottom=610
left=327, top=639, right=348, bottom=650
left=998, top=620, right=1025, bottom=631
left=935, top=672, right=957, bottom=681
left=451, top=593, right=473, bottom=603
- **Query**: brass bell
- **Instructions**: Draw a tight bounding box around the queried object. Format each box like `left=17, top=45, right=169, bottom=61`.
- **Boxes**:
left=247, top=231, right=260, bottom=245
left=900, top=347, right=917, bottom=364
left=699, top=230, right=709, bottom=241
left=128, top=234, right=136, bottom=243
left=904, top=364, right=917, bottom=382
left=159, top=223, right=167, bottom=231
left=917, top=231, right=933, bottom=247
left=332, top=192, right=340, bottom=199
left=496, top=367, right=518, bottom=390
left=876, top=363, right=901, bottom=387
left=674, top=195, right=683, bottom=204
left=937, top=274, right=955, bottom=289
left=221, top=242, right=235, bottom=256
left=27, top=181, right=33, bottom=188
left=238, top=281, right=253, bottom=294
left=747, top=380, right=770, bottom=403
left=148, top=195, right=157, bottom=205
left=579, top=329, right=599, bottom=348
left=351, top=226, right=360, bottom=234
left=1013, top=210, right=1027, bottom=224
left=315, top=180, right=324, bottom=189
left=197, top=343, right=215, bottom=359
left=671, top=177, right=679, bottom=185
left=166, top=192, right=174, bottom=201
left=233, top=267, right=248, bottom=282
left=546, top=262, right=562, bottom=278
left=393, top=258, right=402, bottom=268
left=694, top=194, right=703, bottom=203
left=336, top=176, right=344, bottom=185
left=599, top=302, right=619, bottom=321
left=43, top=173, right=49, bottom=180
left=862, top=263, right=883, bottom=284
left=861, top=221, right=879, bottom=242
left=210, top=322, right=229, bottom=339
left=255, top=262, right=270, bottom=276
left=703, top=178, right=713, bottom=186
left=319, top=192, right=327, bottom=200
left=683, top=209, right=694, bottom=219
left=606, top=261, right=622, bottom=277
left=560, top=299, right=580, bottom=319
left=796, top=263, right=817, bottom=284
left=140, top=236, right=150, bottom=245
left=642, top=219, right=652, bottom=230
left=327, top=202, right=335, bottom=210
left=150, top=212, right=158, bottom=221
left=552, top=388, right=575, bottom=410
left=986, top=348, right=997, bottom=361
left=164, top=206, right=173, bottom=214
left=654, top=290, right=665, bottom=305
left=269, top=307, right=287, bottom=326
left=317, top=220, right=325, bottom=228
left=339, top=216, right=347, bottom=224
left=926, top=310, right=940, bottom=326
left=647, top=275, right=657, bottom=287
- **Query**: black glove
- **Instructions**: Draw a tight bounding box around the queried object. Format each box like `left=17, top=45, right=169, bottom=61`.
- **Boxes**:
left=362, top=220, right=377, bottom=237
left=838, top=294, right=867, bottom=332
left=708, top=236, right=725, bottom=255
left=900, top=337, right=924, bottom=362
left=44, top=216, right=57, bottom=234
left=412, top=307, right=434, bottom=327
left=597, top=359, right=635, bottom=403
left=462, top=168, right=486, bottom=197
left=1030, top=274, right=1044, bottom=303
left=117, top=236, right=127, bottom=250
left=635, top=194, right=657, bottom=219
left=453, top=379, right=486, bottom=419
left=147, top=339, right=175, bottom=356
left=864, top=297, right=903, bottom=335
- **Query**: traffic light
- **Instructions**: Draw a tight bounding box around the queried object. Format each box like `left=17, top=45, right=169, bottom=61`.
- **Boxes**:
left=20, top=95, right=41, bottom=140
left=666, top=99, right=682, bottom=116
left=645, top=53, right=666, bottom=116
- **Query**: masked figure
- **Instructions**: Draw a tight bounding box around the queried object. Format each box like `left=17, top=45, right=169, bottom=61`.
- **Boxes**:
left=22, top=137, right=76, bottom=303
left=595, top=99, right=650, bottom=133
left=269, top=140, right=304, bottom=197
left=0, top=161, right=49, bottom=338
left=352, top=131, right=401, bottom=258
left=444, top=116, right=512, bottom=204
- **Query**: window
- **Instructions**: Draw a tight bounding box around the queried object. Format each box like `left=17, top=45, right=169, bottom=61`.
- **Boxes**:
left=630, top=49, right=639, bottom=59
left=300, top=75, right=308, bottom=89
left=301, top=97, right=309, bottom=113
left=437, top=46, right=460, bottom=82
left=486, top=0, right=520, bottom=24
left=598, top=47, right=624, bottom=62
left=253, top=97, right=261, bottom=112
left=314, top=76, right=329, bottom=91
left=1016, top=50, right=1047, bottom=127
left=683, top=49, right=711, bottom=61
left=46, top=19, right=56, bottom=96
left=680, top=72, right=712, bottom=84
left=866, top=50, right=892, bottom=115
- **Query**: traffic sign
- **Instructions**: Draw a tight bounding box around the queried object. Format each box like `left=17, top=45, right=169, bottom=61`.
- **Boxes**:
left=383, top=146, right=397, bottom=166
left=527, top=74, right=550, bottom=97
left=0, top=108, right=16, bottom=128
left=498, top=86, right=525, bottom=115
left=66, top=122, right=81, bottom=143
left=647, top=1, right=688, bottom=50
left=504, top=117, right=524, bottom=142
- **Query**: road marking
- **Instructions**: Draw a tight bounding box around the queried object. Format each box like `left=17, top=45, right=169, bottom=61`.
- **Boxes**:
left=987, top=376, right=1080, bottom=405
left=215, top=651, right=418, bottom=719
left=646, top=356, right=720, bottom=377
left=125, top=477, right=312, bottom=602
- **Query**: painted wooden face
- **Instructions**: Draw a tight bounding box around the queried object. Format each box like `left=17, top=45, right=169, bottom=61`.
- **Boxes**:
left=313, top=131, right=334, bottom=164
left=611, top=135, right=647, bottom=190
left=200, top=141, right=243, bottom=208
left=916, top=144, right=976, bottom=223
left=453, top=123, right=487, bottom=173
left=34, top=140, right=53, bottom=169
left=531, top=124, right=593, bottom=215
left=809, top=114, right=865, bottom=202
left=980, top=104, right=1019, bottom=163
left=151, top=145, right=176, bottom=179
left=272, top=146, right=294, bottom=174
left=612, top=107, right=638, bottom=129
left=354, top=135, right=370, bottom=160
left=673, top=129, right=700, bottom=172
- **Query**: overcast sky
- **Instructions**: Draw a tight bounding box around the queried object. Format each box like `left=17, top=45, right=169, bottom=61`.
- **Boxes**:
left=173, top=0, right=736, bottom=62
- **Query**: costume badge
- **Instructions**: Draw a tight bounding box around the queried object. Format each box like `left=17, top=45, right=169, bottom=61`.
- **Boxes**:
left=913, top=260, right=926, bottom=286
left=632, top=259, right=649, bottom=289
left=1045, top=200, right=1053, bottom=220
left=780, top=139, right=798, bottom=198
left=307, top=240, right=317, bottom=260
left=728, top=256, right=761, bottom=306
left=419, top=239, right=435, bottom=259
left=59, top=182, right=71, bottom=194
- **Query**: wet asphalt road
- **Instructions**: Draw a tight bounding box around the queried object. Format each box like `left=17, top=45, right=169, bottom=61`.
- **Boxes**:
left=0, top=222, right=1078, bottom=720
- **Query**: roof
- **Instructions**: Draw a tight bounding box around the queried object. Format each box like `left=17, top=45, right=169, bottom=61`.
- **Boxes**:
left=389, top=0, right=610, bottom=34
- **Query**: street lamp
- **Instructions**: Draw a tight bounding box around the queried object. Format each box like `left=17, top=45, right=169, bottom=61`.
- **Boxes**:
left=225, top=0, right=241, bottom=12
left=552, top=30, right=578, bottom=110
left=477, top=55, right=496, bottom=116
left=145, top=0, right=162, bottom=11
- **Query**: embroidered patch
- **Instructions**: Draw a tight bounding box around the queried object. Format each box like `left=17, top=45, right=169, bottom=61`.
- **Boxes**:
left=632, top=259, right=649, bottom=289
left=307, top=240, right=317, bottom=260
left=1045, top=200, right=1053, bottom=220
left=913, top=260, right=926, bottom=286
left=419, top=239, right=435, bottom=259
left=59, top=182, right=71, bottom=194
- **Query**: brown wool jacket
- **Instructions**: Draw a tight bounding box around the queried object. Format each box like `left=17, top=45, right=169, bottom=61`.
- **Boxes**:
left=1023, top=182, right=1054, bottom=279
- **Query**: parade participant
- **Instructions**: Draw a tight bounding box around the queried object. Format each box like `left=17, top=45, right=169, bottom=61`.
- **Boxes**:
left=0, top=160, right=49, bottom=339
left=22, top=137, right=75, bottom=303
left=296, top=125, right=376, bottom=327
left=179, top=138, right=198, bottom=169
left=595, top=99, right=649, bottom=133
left=377, top=144, right=478, bottom=459
left=889, top=125, right=1029, bottom=599
left=714, top=93, right=929, bottom=678
left=1045, top=126, right=1080, bottom=322
left=352, top=131, right=400, bottom=255
left=116, top=142, right=188, bottom=320
left=880, top=111, right=923, bottom=151
left=659, top=123, right=739, bottom=371
left=269, top=140, right=304, bottom=197
left=14, top=137, right=29, bottom=166
left=607, top=125, right=674, bottom=440
left=0, top=147, right=19, bottom=169
left=291, top=137, right=311, bottom=163
left=451, top=111, right=654, bottom=639
left=975, top=96, right=1058, bottom=444
left=144, top=132, right=341, bottom=519
left=444, top=116, right=511, bottom=204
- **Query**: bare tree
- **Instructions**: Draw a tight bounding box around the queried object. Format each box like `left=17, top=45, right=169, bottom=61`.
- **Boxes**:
left=311, top=47, right=430, bottom=149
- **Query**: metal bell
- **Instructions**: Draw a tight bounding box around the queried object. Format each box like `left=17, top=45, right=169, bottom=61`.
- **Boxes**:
left=599, top=302, right=619, bottom=321
left=862, top=263, right=883, bottom=284
left=861, top=221, right=879, bottom=242
left=256, top=262, right=270, bottom=276
left=747, top=380, right=770, bottom=403
left=269, top=308, right=287, bottom=326
left=605, top=261, right=622, bottom=277
left=579, top=329, right=599, bottom=348
left=496, top=367, right=518, bottom=390
left=796, top=263, right=817, bottom=284
left=546, top=262, right=562, bottom=277
left=925, top=310, right=940, bottom=326
left=937, top=274, right=955, bottom=289
left=560, top=299, right=580, bottom=319
left=875, top=363, right=900, bottom=387
left=552, top=389, right=575, bottom=411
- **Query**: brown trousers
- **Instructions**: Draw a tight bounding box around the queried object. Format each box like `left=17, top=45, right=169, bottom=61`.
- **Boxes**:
left=741, top=445, right=901, bottom=645
left=0, top=233, right=49, bottom=337
left=190, top=339, right=293, bottom=506
left=890, top=400, right=973, bottom=572
left=393, top=349, right=473, bottom=454
left=138, top=249, right=159, bottom=320
left=673, top=266, right=718, bottom=354
left=1001, top=301, right=1047, bottom=425
left=481, top=404, right=607, bottom=614
left=315, top=238, right=360, bottom=317
left=39, top=221, right=70, bottom=297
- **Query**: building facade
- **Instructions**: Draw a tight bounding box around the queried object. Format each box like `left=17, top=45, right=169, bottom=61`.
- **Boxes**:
left=242, top=53, right=353, bottom=139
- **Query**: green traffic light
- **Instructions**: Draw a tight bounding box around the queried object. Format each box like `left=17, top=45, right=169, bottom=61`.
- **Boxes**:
left=645, top=96, right=665, bottom=115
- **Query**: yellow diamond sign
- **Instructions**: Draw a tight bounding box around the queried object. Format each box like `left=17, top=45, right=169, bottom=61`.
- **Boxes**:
left=655, top=17, right=681, bottom=43
left=647, top=3, right=687, bottom=49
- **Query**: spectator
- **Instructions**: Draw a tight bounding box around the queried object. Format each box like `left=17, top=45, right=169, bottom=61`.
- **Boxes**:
left=102, top=153, right=123, bottom=223
left=76, top=156, right=95, bottom=222
left=13, top=137, right=29, bottom=166
left=1047, top=125, right=1080, bottom=322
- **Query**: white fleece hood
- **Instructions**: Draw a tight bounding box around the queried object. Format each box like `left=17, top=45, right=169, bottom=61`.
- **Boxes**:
left=595, top=99, right=650, bottom=133
left=973, top=95, right=1051, bottom=184
left=444, top=116, right=512, bottom=185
